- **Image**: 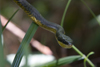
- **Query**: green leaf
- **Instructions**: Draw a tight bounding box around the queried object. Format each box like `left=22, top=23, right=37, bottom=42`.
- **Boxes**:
left=40, top=55, right=81, bottom=67
left=11, top=22, right=38, bottom=67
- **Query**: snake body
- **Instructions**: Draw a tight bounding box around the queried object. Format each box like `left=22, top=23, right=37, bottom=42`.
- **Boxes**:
left=14, top=0, right=73, bottom=48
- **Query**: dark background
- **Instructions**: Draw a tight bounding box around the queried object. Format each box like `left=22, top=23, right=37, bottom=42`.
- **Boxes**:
left=1, top=0, right=100, bottom=67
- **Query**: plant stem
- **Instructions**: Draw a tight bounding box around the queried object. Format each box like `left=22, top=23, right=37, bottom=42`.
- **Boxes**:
left=72, top=45, right=95, bottom=67
left=61, top=0, right=71, bottom=27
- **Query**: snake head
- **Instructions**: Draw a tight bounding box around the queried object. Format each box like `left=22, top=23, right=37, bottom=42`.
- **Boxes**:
left=56, top=33, right=73, bottom=48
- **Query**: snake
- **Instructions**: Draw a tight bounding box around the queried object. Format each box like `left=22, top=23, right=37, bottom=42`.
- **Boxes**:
left=13, top=0, right=73, bottom=48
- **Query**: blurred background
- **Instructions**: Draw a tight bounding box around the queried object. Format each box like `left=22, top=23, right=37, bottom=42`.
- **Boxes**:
left=1, top=0, right=100, bottom=67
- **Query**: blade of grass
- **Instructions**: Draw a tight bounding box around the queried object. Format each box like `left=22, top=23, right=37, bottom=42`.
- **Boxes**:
left=24, top=43, right=31, bottom=67
left=0, top=14, right=5, bottom=67
left=61, top=0, right=71, bottom=27
left=11, top=22, right=38, bottom=67
left=2, top=9, right=20, bottom=32
left=40, top=55, right=81, bottom=67
left=80, top=0, right=100, bottom=25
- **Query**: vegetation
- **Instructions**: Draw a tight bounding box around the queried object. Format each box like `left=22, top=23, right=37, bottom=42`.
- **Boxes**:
left=1, top=0, right=100, bottom=67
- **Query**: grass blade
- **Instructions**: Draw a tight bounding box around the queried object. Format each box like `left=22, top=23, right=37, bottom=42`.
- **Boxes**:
left=2, top=9, right=19, bottom=32
left=40, top=55, right=81, bottom=67
left=0, top=14, right=5, bottom=67
left=81, top=0, right=100, bottom=25
left=11, top=22, right=38, bottom=67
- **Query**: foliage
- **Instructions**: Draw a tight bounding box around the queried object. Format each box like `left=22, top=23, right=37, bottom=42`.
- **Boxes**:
left=1, top=0, right=100, bottom=67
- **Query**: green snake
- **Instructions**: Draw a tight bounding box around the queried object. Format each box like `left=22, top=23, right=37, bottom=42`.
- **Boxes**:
left=14, top=0, right=73, bottom=48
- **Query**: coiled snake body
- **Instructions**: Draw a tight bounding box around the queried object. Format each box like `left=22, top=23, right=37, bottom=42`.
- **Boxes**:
left=14, top=0, right=73, bottom=48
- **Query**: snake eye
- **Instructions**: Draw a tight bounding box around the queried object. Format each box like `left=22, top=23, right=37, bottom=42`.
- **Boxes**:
left=57, top=39, right=72, bottom=48
left=62, top=40, right=69, bottom=45
left=63, top=40, right=72, bottom=46
left=56, top=33, right=73, bottom=45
